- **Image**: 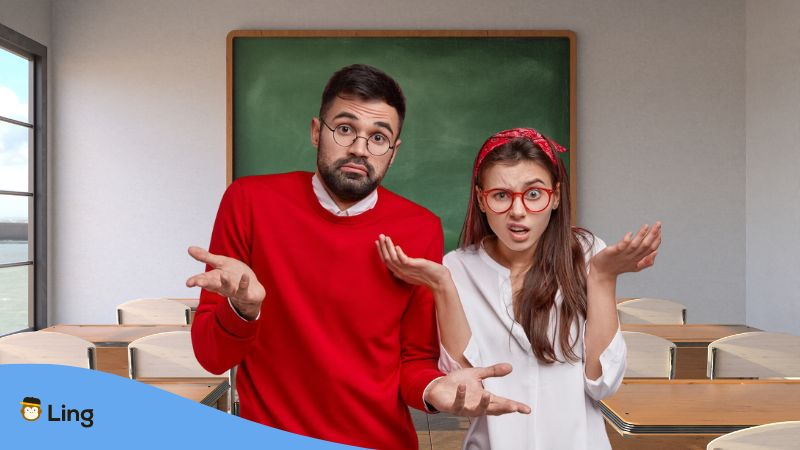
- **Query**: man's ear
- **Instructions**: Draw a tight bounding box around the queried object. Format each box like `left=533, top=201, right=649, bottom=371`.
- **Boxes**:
left=310, top=117, right=321, bottom=149
left=388, top=139, right=401, bottom=167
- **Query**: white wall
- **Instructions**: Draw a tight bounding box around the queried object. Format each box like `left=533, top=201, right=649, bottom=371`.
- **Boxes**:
left=47, top=0, right=747, bottom=324
left=0, top=0, right=51, bottom=45
left=745, top=0, right=800, bottom=334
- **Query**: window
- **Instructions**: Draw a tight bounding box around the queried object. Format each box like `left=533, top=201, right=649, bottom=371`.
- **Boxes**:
left=0, top=23, right=47, bottom=335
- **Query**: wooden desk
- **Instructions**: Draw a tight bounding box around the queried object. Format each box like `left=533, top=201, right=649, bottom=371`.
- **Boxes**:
left=141, top=377, right=229, bottom=411
left=621, top=324, right=759, bottom=378
left=171, top=298, right=199, bottom=323
left=410, top=407, right=470, bottom=450
left=41, top=324, right=190, bottom=377
left=602, top=379, right=800, bottom=450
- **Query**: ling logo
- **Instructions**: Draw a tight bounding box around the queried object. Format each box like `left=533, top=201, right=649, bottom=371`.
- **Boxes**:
left=19, top=396, right=94, bottom=428
left=20, top=397, right=42, bottom=421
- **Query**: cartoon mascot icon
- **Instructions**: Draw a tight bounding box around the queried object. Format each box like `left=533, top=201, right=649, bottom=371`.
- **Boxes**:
left=20, top=397, right=42, bottom=421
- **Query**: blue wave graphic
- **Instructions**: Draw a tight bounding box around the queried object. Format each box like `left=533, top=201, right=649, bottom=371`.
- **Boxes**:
left=1, top=364, right=365, bottom=449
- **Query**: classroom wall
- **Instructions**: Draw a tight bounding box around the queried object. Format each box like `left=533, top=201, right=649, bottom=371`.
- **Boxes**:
left=0, top=0, right=51, bottom=45
left=745, top=0, right=800, bottom=334
left=41, top=0, right=747, bottom=324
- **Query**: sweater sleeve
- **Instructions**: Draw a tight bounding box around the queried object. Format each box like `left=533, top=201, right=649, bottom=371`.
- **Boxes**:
left=190, top=180, right=261, bottom=375
left=399, top=218, right=446, bottom=411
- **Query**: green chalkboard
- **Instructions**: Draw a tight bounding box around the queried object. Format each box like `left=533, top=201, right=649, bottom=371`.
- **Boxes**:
left=228, top=31, right=575, bottom=251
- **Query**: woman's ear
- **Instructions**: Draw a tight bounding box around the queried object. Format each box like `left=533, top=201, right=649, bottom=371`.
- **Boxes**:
left=551, top=182, right=561, bottom=210
left=475, top=185, right=486, bottom=212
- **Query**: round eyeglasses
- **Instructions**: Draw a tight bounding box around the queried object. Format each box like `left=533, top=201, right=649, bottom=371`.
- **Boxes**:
left=320, top=119, right=395, bottom=156
left=480, top=187, right=555, bottom=214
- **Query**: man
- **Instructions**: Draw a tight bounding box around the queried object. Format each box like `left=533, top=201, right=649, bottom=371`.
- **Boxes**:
left=187, top=64, right=529, bottom=449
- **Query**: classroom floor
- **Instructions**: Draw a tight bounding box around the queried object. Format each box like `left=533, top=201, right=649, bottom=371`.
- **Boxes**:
left=410, top=408, right=470, bottom=450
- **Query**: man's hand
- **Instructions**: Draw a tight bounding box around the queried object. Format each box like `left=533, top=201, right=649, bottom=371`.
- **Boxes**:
left=185, top=246, right=266, bottom=320
left=425, top=363, right=531, bottom=416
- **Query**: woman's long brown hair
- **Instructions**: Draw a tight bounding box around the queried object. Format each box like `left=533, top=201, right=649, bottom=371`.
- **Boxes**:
left=459, top=137, right=593, bottom=363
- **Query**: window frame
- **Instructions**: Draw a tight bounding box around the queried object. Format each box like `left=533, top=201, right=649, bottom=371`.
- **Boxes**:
left=0, top=22, right=48, bottom=334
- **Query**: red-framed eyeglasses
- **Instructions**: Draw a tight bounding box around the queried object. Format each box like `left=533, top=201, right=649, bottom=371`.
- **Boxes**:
left=480, top=187, right=555, bottom=214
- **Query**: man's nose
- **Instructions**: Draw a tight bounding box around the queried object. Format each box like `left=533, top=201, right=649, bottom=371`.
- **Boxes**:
left=348, top=136, right=370, bottom=157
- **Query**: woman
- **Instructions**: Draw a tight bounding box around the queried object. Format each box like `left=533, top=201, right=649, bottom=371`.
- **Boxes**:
left=377, top=128, right=661, bottom=449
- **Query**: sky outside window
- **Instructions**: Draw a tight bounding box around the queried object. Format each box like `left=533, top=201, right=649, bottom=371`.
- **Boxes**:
left=0, top=47, right=30, bottom=122
left=0, top=47, right=31, bottom=222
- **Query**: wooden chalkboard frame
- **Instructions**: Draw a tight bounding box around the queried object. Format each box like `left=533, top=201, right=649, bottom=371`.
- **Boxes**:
left=226, top=30, right=577, bottom=225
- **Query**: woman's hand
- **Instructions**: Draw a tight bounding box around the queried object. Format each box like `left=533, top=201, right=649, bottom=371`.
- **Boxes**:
left=590, top=222, right=662, bottom=280
left=376, top=234, right=449, bottom=290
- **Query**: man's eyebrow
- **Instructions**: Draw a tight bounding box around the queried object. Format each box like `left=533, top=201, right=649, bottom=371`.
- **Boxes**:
left=331, top=112, right=358, bottom=121
left=374, top=121, right=394, bottom=136
left=330, top=113, right=395, bottom=136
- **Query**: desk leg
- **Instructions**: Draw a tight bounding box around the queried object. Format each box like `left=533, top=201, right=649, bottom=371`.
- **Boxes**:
left=216, top=392, right=229, bottom=412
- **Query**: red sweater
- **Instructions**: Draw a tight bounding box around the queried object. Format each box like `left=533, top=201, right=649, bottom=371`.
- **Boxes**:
left=192, top=172, right=444, bottom=449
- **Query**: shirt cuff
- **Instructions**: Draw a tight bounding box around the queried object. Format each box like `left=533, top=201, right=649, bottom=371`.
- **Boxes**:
left=584, top=328, right=626, bottom=383
left=422, top=376, right=445, bottom=413
left=227, top=297, right=261, bottom=321
left=582, top=321, right=627, bottom=401
left=438, top=337, right=481, bottom=372
left=438, top=343, right=463, bottom=373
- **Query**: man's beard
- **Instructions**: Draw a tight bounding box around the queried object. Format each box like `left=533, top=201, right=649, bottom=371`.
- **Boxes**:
left=317, top=154, right=384, bottom=202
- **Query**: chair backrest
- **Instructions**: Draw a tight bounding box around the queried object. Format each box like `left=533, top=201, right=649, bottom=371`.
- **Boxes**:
left=128, top=331, right=224, bottom=379
left=0, top=331, right=96, bottom=369
left=708, top=332, right=800, bottom=379
left=622, top=331, right=676, bottom=379
left=617, top=297, right=687, bottom=324
left=116, top=298, right=190, bottom=325
left=706, top=421, right=800, bottom=449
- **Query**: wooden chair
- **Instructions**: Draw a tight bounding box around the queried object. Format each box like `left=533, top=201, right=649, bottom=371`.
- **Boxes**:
left=622, top=331, right=676, bottom=379
left=708, top=332, right=800, bottom=379
left=116, top=298, right=190, bottom=325
left=128, top=331, right=235, bottom=413
left=706, top=421, right=800, bottom=449
left=0, top=331, right=96, bottom=369
left=617, top=298, right=687, bottom=325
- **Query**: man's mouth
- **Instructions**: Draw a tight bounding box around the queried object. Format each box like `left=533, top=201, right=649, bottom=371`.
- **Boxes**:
left=340, top=163, right=368, bottom=175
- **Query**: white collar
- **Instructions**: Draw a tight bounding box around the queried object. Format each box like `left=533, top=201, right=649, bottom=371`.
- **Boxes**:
left=311, top=173, right=378, bottom=217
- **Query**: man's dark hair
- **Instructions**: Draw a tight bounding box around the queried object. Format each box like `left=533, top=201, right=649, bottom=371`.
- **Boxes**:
left=319, top=64, right=406, bottom=133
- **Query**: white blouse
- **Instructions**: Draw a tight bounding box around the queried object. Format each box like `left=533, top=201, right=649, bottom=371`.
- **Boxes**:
left=439, top=237, right=626, bottom=450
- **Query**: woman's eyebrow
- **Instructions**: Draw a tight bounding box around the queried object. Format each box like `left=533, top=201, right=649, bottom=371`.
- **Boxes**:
left=523, top=178, right=546, bottom=186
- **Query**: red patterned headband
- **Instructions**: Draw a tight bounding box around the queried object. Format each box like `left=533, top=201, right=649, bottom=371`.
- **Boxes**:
left=473, top=128, right=568, bottom=180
